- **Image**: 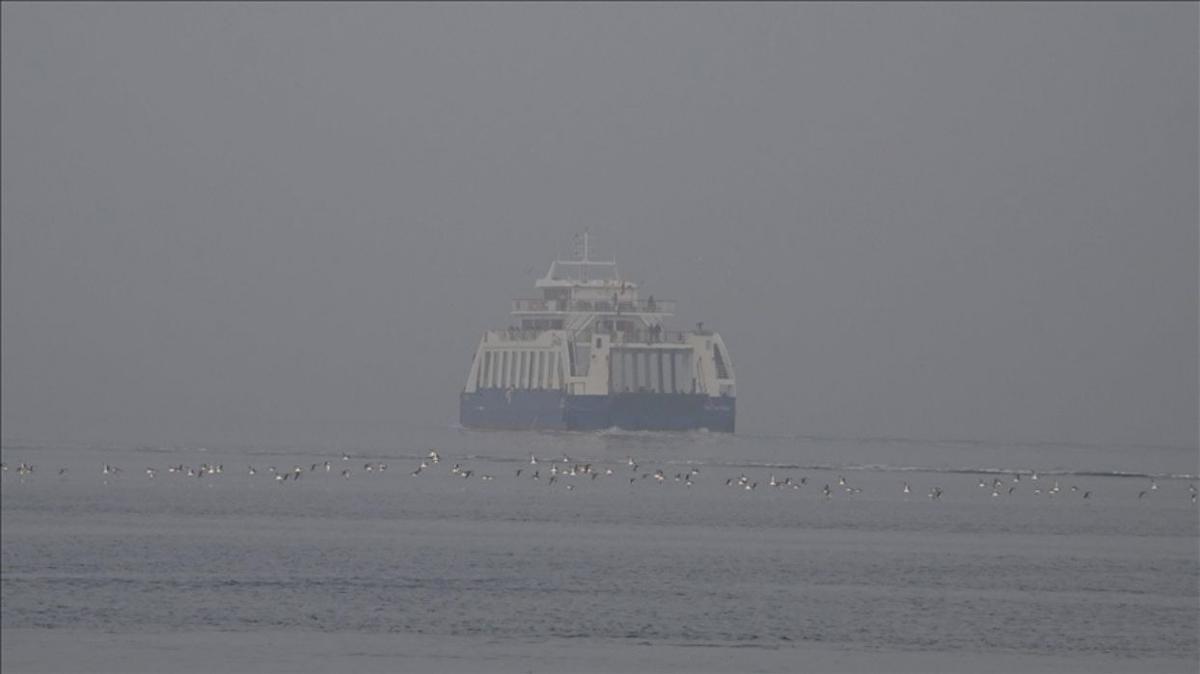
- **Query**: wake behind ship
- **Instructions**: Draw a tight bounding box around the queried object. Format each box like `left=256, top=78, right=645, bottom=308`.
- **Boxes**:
left=460, top=234, right=735, bottom=432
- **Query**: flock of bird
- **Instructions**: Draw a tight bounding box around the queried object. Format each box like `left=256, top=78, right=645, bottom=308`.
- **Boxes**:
left=3, top=451, right=1196, bottom=505
left=0, top=453, right=390, bottom=484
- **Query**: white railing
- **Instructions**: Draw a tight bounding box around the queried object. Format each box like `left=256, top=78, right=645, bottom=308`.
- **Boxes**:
left=512, top=298, right=675, bottom=314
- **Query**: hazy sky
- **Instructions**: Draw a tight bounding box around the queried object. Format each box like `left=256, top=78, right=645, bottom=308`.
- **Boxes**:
left=3, top=3, right=1196, bottom=449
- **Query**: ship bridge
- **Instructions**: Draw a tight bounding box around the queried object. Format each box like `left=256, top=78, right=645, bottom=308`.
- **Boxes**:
left=513, top=233, right=675, bottom=340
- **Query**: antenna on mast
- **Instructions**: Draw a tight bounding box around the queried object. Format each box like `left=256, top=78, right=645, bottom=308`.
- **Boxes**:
left=581, top=229, right=589, bottom=281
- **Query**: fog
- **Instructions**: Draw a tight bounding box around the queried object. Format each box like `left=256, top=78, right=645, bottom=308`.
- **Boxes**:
left=2, top=3, right=1196, bottom=449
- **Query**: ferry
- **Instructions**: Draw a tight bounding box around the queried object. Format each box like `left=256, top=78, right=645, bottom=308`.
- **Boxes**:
left=460, top=234, right=735, bottom=432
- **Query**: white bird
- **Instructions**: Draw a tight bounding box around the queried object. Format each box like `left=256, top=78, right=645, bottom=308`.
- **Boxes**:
left=902, top=481, right=910, bottom=494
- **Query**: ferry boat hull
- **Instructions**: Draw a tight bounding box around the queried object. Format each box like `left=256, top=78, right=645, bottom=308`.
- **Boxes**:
left=460, top=390, right=735, bottom=433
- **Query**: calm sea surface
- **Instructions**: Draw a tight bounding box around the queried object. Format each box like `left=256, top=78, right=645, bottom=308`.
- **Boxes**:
left=3, top=429, right=1197, bottom=671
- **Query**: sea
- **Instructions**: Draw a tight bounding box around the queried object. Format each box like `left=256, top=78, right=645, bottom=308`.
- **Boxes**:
left=2, top=428, right=1197, bottom=673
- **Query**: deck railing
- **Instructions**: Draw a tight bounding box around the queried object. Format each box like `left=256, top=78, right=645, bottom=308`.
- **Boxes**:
left=512, top=298, right=676, bottom=314
left=487, top=327, right=692, bottom=345
left=609, top=330, right=691, bottom=345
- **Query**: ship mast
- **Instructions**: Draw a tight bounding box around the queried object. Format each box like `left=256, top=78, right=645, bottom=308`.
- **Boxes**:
left=578, top=230, right=590, bottom=282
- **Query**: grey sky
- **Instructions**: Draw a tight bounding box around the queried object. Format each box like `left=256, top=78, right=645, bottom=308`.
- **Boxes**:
left=2, top=3, right=1196, bottom=449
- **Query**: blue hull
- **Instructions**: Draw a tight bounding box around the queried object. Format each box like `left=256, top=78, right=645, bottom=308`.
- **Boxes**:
left=460, top=390, right=734, bottom=433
